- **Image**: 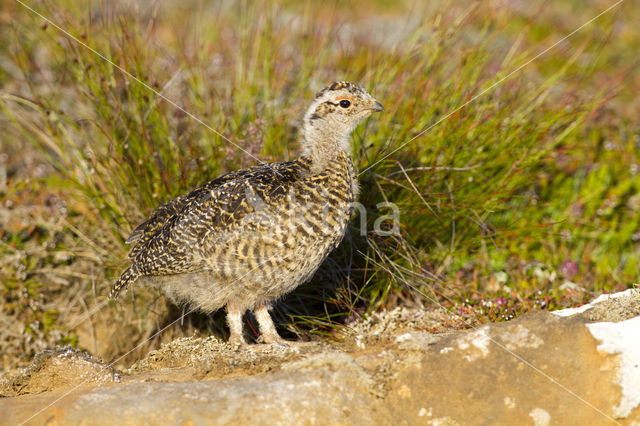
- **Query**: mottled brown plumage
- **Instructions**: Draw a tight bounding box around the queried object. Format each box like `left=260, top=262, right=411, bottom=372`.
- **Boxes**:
left=110, top=81, right=383, bottom=344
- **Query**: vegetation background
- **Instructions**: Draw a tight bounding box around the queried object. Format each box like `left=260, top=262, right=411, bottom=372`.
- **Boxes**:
left=0, top=0, right=638, bottom=370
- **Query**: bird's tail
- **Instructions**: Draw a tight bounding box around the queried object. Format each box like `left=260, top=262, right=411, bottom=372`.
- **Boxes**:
left=109, top=264, right=140, bottom=300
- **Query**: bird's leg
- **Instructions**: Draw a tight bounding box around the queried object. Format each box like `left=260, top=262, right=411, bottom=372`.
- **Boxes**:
left=226, top=301, right=247, bottom=345
left=254, top=303, right=288, bottom=345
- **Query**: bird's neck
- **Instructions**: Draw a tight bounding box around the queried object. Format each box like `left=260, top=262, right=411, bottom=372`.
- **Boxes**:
left=301, top=124, right=351, bottom=174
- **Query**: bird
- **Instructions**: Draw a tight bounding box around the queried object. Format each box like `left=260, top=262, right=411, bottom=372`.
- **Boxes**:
left=109, top=81, right=384, bottom=345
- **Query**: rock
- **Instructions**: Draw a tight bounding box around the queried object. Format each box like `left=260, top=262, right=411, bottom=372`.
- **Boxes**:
left=1, top=290, right=639, bottom=425
left=0, top=346, right=119, bottom=398
left=551, top=288, right=640, bottom=320
left=587, top=317, right=640, bottom=418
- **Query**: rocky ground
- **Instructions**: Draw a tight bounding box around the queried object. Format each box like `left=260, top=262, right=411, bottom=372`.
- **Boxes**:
left=1, top=290, right=639, bottom=425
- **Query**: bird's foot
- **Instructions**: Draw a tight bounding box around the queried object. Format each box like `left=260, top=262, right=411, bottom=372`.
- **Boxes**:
left=258, top=333, right=317, bottom=348
left=228, top=335, right=248, bottom=348
left=252, top=303, right=317, bottom=347
left=257, top=334, right=289, bottom=346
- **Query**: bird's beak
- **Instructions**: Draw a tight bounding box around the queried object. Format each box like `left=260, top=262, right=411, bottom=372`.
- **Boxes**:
left=365, top=100, right=385, bottom=112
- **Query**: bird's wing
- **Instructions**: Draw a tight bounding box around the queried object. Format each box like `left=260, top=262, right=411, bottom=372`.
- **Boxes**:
left=129, top=161, right=303, bottom=275
left=126, top=167, right=260, bottom=259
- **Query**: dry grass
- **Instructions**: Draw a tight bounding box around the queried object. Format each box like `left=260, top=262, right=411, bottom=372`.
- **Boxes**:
left=0, top=0, right=638, bottom=370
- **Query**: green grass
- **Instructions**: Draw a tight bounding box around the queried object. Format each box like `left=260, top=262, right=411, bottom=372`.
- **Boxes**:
left=0, top=0, right=638, bottom=366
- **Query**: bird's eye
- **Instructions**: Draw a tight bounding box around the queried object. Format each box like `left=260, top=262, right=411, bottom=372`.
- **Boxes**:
left=339, top=99, right=351, bottom=108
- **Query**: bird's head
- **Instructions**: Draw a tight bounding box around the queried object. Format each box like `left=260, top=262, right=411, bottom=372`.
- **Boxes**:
left=301, top=81, right=383, bottom=169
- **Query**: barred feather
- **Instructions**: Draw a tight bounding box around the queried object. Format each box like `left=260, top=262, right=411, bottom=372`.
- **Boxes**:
left=110, top=81, right=382, bottom=343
